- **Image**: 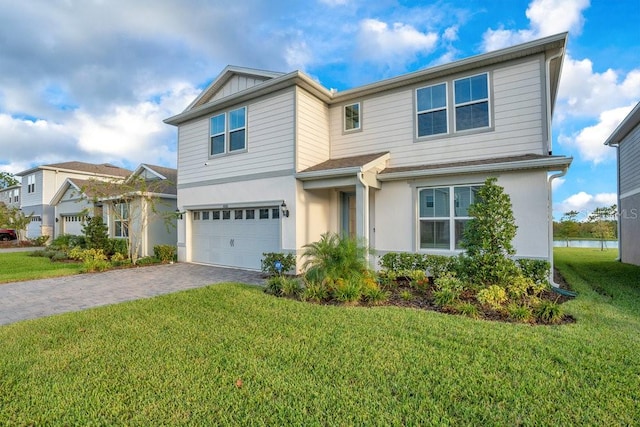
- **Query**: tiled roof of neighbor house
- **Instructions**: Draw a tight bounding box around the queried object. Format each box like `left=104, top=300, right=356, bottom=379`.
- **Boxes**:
left=379, top=154, right=570, bottom=175
left=139, top=164, right=177, bottom=195
left=67, top=178, right=122, bottom=199
left=300, top=152, right=390, bottom=173
left=18, top=161, right=132, bottom=177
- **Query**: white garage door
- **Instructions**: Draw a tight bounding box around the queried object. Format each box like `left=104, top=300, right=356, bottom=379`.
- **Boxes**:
left=62, top=215, right=86, bottom=236
left=191, top=207, right=281, bottom=270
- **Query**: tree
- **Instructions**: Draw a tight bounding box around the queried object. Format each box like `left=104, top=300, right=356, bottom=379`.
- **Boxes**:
left=82, top=216, right=109, bottom=250
left=588, top=205, right=617, bottom=250
left=461, top=177, right=518, bottom=286
left=557, top=210, right=580, bottom=247
left=0, top=204, right=31, bottom=243
left=0, top=171, right=19, bottom=189
left=80, top=176, right=175, bottom=264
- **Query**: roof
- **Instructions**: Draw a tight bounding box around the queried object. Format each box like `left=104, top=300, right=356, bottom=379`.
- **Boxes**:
left=165, top=32, right=567, bottom=126
left=378, top=154, right=572, bottom=181
left=132, top=164, right=177, bottom=196
left=604, top=102, right=640, bottom=146
left=299, top=152, right=390, bottom=173
left=17, top=161, right=131, bottom=178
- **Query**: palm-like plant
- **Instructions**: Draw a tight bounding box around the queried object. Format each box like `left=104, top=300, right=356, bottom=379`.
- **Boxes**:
left=301, top=232, right=370, bottom=283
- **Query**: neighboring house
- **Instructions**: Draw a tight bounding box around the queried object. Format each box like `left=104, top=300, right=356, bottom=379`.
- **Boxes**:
left=15, top=161, right=132, bottom=240
left=605, top=101, right=640, bottom=266
left=164, top=33, right=572, bottom=273
left=50, top=164, right=178, bottom=258
left=0, top=184, right=21, bottom=209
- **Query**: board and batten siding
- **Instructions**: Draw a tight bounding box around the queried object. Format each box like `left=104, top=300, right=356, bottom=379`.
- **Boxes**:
left=177, top=89, right=296, bottom=186
left=210, top=75, right=272, bottom=103
left=296, top=87, right=330, bottom=171
left=329, top=57, right=545, bottom=167
left=619, top=124, right=640, bottom=195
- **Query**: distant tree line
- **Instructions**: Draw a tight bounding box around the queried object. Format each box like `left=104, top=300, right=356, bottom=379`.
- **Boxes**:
left=553, top=205, right=617, bottom=250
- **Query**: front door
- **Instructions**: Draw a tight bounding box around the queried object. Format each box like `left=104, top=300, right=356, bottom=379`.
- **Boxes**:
left=341, top=192, right=356, bottom=238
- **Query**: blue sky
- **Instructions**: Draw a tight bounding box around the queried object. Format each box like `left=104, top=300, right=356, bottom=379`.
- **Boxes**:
left=0, top=0, right=638, bottom=219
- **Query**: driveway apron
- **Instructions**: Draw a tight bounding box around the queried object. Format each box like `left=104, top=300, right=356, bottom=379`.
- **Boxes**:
left=0, top=263, right=264, bottom=326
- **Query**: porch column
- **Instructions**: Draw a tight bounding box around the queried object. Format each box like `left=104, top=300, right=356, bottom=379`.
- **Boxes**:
left=356, top=173, right=369, bottom=244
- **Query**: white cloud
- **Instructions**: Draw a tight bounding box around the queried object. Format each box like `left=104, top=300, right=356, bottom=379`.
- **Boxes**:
left=558, top=104, right=635, bottom=164
left=481, top=0, right=590, bottom=51
left=357, top=19, right=439, bottom=64
left=554, top=191, right=617, bottom=218
left=551, top=177, right=565, bottom=191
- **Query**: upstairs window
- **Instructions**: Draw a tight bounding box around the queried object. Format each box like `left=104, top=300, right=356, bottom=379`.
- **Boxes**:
left=416, top=83, right=447, bottom=137
left=344, top=102, right=361, bottom=132
left=27, top=175, right=35, bottom=193
left=210, top=106, right=247, bottom=156
left=454, top=74, right=489, bottom=131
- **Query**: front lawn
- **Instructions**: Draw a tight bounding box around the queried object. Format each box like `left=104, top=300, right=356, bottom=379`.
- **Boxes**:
left=0, top=251, right=83, bottom=284
left=0, top=248, right=638, bottom=424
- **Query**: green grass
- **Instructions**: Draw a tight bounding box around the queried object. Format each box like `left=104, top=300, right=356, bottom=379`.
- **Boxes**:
left=0, top=252, right=83, bottom=284
left=0, top=248, right=638, bottom=424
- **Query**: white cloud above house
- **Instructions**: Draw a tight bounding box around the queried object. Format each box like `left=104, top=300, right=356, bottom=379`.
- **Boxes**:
left=356, top=19, right=439, bottom=64
left=554, top=191, right=617, bottom=219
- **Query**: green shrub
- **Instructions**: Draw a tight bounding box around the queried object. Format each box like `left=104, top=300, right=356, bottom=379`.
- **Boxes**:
left=507, top=303, right=533, bottom=323
left=106, top=238, right=128, bottom=258
left=302, top=233, right=370, bottom=283
left=261, top=252, right=296, bottom=276
left=506, top=275, right=534, bottom=301
left=379, top=252, right=428, bottom=272
left=535, top=300, right=563, bottom=324
left=376, top=270, right=398, bottom=290
left=83, top=217, right=109, bottom=251
left=453, top=301, right=479, bottom=319
left=49, top=234, right=86, bottom=251
left=50, top=251, right=70, bottom=262
left=300, top=280, right=329, bottom=302
left=265, top=276, right=285, bottom=296
left=362, top=287, right=389, bottom=305
left=433, top=288, right=458, bottom=308
left=517, top=258, right=551, bottom=286
left=135, top=257, right=161, bottom=266
left=30, top=235, right=50, bottom=246
left=424, top=254, right=455, bottom=281
left=281, top=277, right=302, bottom=297
left=400, top=290, right=413, bottom=301
left=331, top=277, right=362, bottom=304
left=153, top=245, right=177, bottom=263
left=476, top=285, right=508, bottom=310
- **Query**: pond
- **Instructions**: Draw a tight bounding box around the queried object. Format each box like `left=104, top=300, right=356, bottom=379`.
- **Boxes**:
left=553, top=240, right=618, bottom=249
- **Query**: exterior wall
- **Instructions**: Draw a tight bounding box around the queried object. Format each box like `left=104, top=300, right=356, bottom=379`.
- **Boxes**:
left=619, top=125, right=640, bottom=195
left=329, top=57, right=546, bottom=167
left=0, top=186, right=20, bottom=208
left=177, top=88, right=296, bottom=186
left=619, top=192, right=640, bottom=266
left=295, top=87, right=330, bottom=171
left=146, top=197, right=178, bottom=257
left=210, top=75, right=272, bottom=103
left=373, top=170, right=551, bottom=260
left=53, top=187, right=94, bottom=237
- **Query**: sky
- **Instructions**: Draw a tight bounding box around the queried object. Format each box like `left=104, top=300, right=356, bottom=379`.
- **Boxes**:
left=0, top=0, right=638, bottom=219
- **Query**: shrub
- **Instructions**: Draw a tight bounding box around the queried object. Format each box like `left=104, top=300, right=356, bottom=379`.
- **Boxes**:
left=400, top=290, right=413, bottom=301
left=261, top=252, right=297, bottom=277
left=476, top=285, right=508, bottom=310
left=265, top=276, right=285, bottom=296
left=302, top=233, right=370, bottom=283
left=106, top=238, right=128, bottom=258
left=362, top=287, right=389, bottom=305
left=30, top=235, right=50, bottom=246
left=69, top=247, right=109, bottom=273
left=517, top=258, right=551, bottom=287
left=453, top=302, right=479, bottom=319
left=424, top=254, right=454, bottom=281
left=49, top=234, right=86, bottom=251
left=379, top=252, right=428, bottom=272
left=300, top=280, right=329, bottom=302
left=507, top=303, right=533, bottom=323
left=535, top=300, right=563, bottom=324
left=135, top=257, right=161, bottom=266
left=83, top=217, right=109, bottom=251
left=153, top=245, right=177, bottom=263
left=281, top=277, right=302, bottom=297
left=433, top=288, right=458, bottom=308
left=50, top=251, right=70, bottom=262
left=331, top=277, right=362, bottom=304
left=506, top=275, right=534, bottom=301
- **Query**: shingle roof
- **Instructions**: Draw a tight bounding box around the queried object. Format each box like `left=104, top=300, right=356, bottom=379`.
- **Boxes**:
left=18, top=161, right=132, bottom=177
left=299, top=152, right=390, bottom=173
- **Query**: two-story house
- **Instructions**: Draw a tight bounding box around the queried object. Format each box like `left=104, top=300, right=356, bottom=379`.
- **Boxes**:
left=605, top=101, right=640, bottom=266
left=0, top=184, right=21, bottom=209
left=164, top=33, right=572, bottom=274
left=16, top=161, right=131, bottom=240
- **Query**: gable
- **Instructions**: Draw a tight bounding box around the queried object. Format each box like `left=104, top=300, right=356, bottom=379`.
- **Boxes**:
left=187, top=66, right=285, bottom=111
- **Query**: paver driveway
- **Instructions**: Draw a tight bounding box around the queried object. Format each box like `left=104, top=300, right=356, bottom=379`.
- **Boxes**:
left=0, top=263, right=264, bottom=326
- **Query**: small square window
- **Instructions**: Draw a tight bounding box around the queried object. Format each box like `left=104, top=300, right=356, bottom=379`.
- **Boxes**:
left=259, top=208, right=269, bottom=219
left=222, top=210, right=231, bottom=220
left=246, top=209, right=255, bottom=219
left=272, top=208, right=280, bottom=219
left=212, top=210, right=220, bottom=220
left=202, top=211, right=210, bottom=220
left=235, top=209, right=243, bottom=220
left=193, top=211, right=200, bottom=221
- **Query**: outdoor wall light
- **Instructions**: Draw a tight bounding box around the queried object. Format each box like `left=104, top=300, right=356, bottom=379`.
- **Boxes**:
left=280, top=201, right=290, bottom=218
left=175, top=208, right=185, bottom=220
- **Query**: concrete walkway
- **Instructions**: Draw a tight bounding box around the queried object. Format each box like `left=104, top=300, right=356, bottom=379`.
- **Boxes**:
left=0, top=263, right=265, bottom=326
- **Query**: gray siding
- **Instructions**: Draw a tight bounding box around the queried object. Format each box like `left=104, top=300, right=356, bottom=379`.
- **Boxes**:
left=329, top=57, right=545, bottom=167
left=619, top=124, right=640, bottom=195
left=178, top=89, right=296, bottom=186
left=211, top=75, right=271, bottom=103
left=620, top=192, right=640, bottom=266
left=296, top=87, right=330, bottom=171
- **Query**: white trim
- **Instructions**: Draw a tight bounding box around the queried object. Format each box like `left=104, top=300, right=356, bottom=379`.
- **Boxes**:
left=620, top=187, right=640, bottom=200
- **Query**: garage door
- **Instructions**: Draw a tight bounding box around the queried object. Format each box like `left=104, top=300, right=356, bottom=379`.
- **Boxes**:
left=62, top=215, right=86, bottom=236
left=191, top=207, right=281, bottom=270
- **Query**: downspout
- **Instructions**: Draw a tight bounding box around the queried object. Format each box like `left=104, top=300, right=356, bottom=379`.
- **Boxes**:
left=545, top=49, right=564, bottom=154
left=548, top=167, right=568, bottom=288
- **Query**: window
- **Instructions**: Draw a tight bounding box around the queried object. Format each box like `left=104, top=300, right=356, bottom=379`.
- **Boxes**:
left=454, top=74, right=489, bottom=131
left=222, top=210, right=230, bottom=220
left=416, top=83, right=447, bottom=137
left=193, top=211, right=200, bottom=221
left=210, top=106, right=247, bottom=156
left=202, top=211, right=210, bottom=220
left=12, top=189, right=19, bottom=203
left=114, top=203, right=129, bottom=238
left=212, top=210, right=220, bottom=220
left=259, top=208, right=269, bottom=219
left=234, top=210, right=243, bottom=220
left=344, top=102, right=361, bottom=131
left=418, top=185, right=480, bottom=250
left=27, top=175, right=35, bottom=193
left=245, top=209, right=255, bottom=219
left=271, top=208, right=280, bottom=219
